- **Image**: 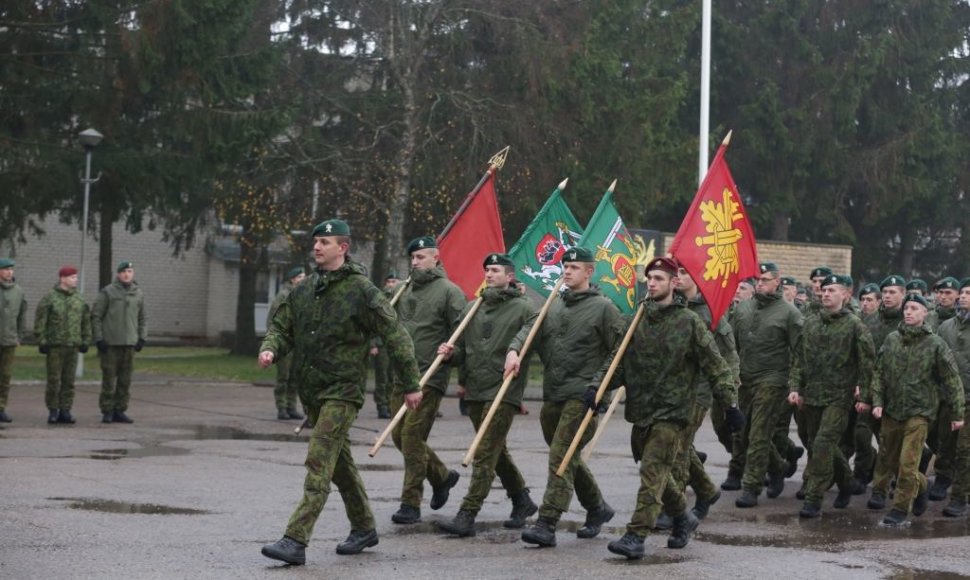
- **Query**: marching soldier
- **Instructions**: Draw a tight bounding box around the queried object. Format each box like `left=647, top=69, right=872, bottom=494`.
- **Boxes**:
left=858, top=283, right=881, bottom=318
left=781, top=276, right=799, bottom=305
left=34, top=266, right=91, bottom=424
left=932, top=277, right=960, bottom=326
left=0, top=258, right=26, bottom=423
left=927, top=276, right=965, bottom=501
left=906, top=278, right=928, bottom=297
left=512, top=247, right=624, bottom=547
left=862, top=293, right=964, bottom=526
left=937, top=278, right=970, bottom=517
left=268, top=266, right=306, bottom=421
left=388, top=237, right=465, bottom=525
left=601, top=257, right=741, bottom=560
left=259, top=219, right=422, bottom=566
left=437, top=253, right=537, bottom=537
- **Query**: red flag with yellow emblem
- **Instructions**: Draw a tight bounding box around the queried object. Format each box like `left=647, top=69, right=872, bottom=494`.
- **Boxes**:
left=438, top=170, right=505, bottom=299
left=669, top=135, right=759, bottom=328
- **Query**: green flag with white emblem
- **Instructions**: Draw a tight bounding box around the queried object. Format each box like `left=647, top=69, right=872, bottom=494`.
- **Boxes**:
left=577, top=182, right=639, bottom=314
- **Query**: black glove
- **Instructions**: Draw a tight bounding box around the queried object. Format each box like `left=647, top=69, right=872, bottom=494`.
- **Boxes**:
left=582, top=387, right=599, bottom=413
left=96, top=340, right=108, bottom=353
left=38, top=344, right=49, bottom=355
left=725, top=405, right=746, bottom=432
left=134, top=338, right=145, bottom=352
left=78, top=344, right=89, bottom=354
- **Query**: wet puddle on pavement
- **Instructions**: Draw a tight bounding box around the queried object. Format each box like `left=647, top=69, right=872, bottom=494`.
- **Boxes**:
left=87, top=446, right=190, bottom=460
left=49, top=497, right=210, bottom=515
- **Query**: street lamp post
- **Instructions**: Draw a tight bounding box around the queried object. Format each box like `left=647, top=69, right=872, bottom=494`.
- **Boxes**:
left=77, top=128, right=103, bottom=377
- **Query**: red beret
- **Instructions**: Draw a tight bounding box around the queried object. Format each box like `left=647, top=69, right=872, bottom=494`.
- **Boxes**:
left=646, top=257, right=678, bottom=277
left=58, top=265, right=78, bottom=278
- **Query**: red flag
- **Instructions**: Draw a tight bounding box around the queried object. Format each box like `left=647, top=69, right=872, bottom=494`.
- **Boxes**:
left=438, top=171, right=505, bottom=299
left=669, top=139, right=759, bottom=329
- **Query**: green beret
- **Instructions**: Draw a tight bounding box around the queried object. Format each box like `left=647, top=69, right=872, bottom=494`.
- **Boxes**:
left=406, top=236, right=437, bottom=255
left=903, top=293, right=929, bottom=309
left=780, top=276, right=797, bottom=286
left=821, top=274, right=852, bottom=288
left=483, top=253, right=514, bottom=268
left=906, top=278, right=928, bottom=292
left=0, top=258, right=14, bottom=269
left=934, top=277, right=959, bottom=291
left=562, top=247, right=595, bottom=263
left=285, top=266, right=304, bottom=280
left=810, top=266, right=833, bottom=279
left=386, top=271, right=400, bottom=280
left=116, top=260, right=133, bottom=272
left=646, top=257, right=678, bottom=277
left=880, top=274, right=906, bottom=290
left=859, top=283, right=880, bottom=298
left=961, top=278, right=970, bottom=290
left=759, top=262, right=778, bottom=274
left=741, top=277, right=757, bottom=287
left=311, top=219, right=350, bottom=237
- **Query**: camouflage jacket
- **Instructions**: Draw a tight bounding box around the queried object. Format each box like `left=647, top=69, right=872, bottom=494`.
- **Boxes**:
left=870, top=323, right=965, bottom=422
left=687, top=292, right=741, bottom=409
left=936, top=311, right=970, bottom=399
left=267, top=280, right=296, bottom=329
left=731, top=288, right=803, bottom=387
left=260, top=261, right=421, bottom=410
left=0, top=281, right=27, bottom=346
left=789, top=307, right=875, bottom=407
left=395, top=265, right=467, bottom=393
left=92, top=280, right=146, bottom=345
left=602, top=296, right=736, bottom=429
left=510, top=285, right=623, bottom=403
left=452, top=284, right=535, bottom=407
left=864, top=306, right=902, bottom=352
left=35, top=286, right=92, bottom=347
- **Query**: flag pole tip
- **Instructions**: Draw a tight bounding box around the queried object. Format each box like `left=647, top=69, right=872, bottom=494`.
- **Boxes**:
left=488, top=146, right=511, bottom=170
left=722, top=130, right=733, bottom=147
left=557, top=178, right=569, bottom=190
left=607, top=179, right=617, bottom=193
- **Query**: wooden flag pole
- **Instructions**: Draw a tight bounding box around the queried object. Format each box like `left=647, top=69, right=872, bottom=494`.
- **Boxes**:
left=368, top=296, right=485, bottom=457
left=580, top=386, right=625, bottom=461
left=556, top=302, right=645, bottom=476
left=461, top=277, right=565, bottom=467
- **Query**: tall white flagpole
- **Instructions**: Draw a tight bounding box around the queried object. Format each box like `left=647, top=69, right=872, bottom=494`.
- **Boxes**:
left=699, top=0, right=711, bottom=184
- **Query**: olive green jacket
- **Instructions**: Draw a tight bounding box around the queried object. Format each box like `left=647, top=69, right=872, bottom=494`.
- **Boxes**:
left=35, top=286, right=92, bottom=347
left=452, top=285, right=535, bottom=407
left=789, top=307, right=875, bottom=407
left=731, top=288, right=803, bottom=387
left=686, top=292, right=741, bottom=409
left=0, top=281, right=27, bottom=346
left=92, top=280, right=146, bottom=345
left=937, top=311, right=970, bottom=399
left=510, top=286, right=623, bottom=403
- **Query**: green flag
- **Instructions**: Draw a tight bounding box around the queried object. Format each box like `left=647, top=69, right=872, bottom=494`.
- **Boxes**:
left=507, top=182, right=583, bottom=296
left=577, top=184, right=639, bottom=314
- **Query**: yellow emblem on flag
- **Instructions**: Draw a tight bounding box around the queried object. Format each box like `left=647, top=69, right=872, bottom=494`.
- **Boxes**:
left=694, top=188, right=745, bottom=288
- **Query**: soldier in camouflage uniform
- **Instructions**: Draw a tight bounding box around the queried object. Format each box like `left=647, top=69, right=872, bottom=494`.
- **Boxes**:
left=388, top=237, right=465, bottom=525
left=859, top=284, right=881, bottom=318
left=268, top=267, right=306, bottom=420
left=34, top=266, right=91, bottom=424
left=437, top=253, right=537, bottom=537
left=259, top=219, right=423, bottom=566
left=92, top=261, right=146, bottom=424
left=938, top=278, right=970, bottom=517
left=788, top=274, right=875, bottom=518
left=906, top=278, right=928, bottom=297
left=924, top=276, right=962, bottom=500
left=370, top=271, right=401, bottom=419
left=602, top=258, right=742, bottom=560
left=513, top=247, right=624, bottom=547
left=0, top=258, right=27, bottom=423
left=864, top=293, right=965, bottom=525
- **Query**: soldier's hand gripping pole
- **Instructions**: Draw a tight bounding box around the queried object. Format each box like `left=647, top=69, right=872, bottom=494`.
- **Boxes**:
left=368, top=296, right=484, bottom=457
left=580, top=386, right=625, bottom=461
left=461, top=278, right=565, bottom=467
left=556, top=302, right=645, bottom=476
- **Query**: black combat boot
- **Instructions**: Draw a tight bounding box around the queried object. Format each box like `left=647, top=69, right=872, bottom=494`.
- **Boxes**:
left=785, top=447, right=804, bottom=478
left=577, top=501, right=614, bottom=539
left=391, top=503, right=421, bottom=524
left=504, top=489, right=537, bottom=529
left=102, top=413, right=113, bottom=423
left=666, top=511, right=699, bottom=549
left=928, top=475, right=951, bottom=501
left=653, top=512, right=673, bottom=530
left=335, top=529, right=378, bottom=555
left=720, top=471, right=742, bottom=491
left=261, top=536, right=306, bottom=565
left=376, top=406, right=391, bottom=419
left=695, top=450, right=708, bottom=464
left=287, top=407, right=304, bottom=420
left=113, top=411, right=133, bottom=423
left=849, top=477, right=867, bottom=495
left=692, top=491, right=721, bottom=520
left=607, top=532, right=645, bottom=559
left=47, top=409, right=59, bottom=424
left=912, top=489, right=929, bottom=516
left=521, top=516, right=557, bottom=547
left=735, top=490, right=759, bottom=508
left=430, top=470, right=460, bottom=510
left=0, top=410, right=11, bottom=422
left=942, top=498, right=968, bottom=518
left=766, top=465, right=788, bottom=498
left=867, top=492, right=886, bottom=510
left=833, top=486, right=852, bottom=509
left=57, top=410, right=76, bottom=424
left=799, top=502, right=822, bottom=518
left=439, top=510, right=476, bottom=537
left=881, top=508, right=908, bottom=526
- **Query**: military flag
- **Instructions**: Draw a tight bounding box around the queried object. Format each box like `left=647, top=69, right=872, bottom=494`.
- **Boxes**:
left=507, top=179, right=583, bottom=296
left=577, top=181, right=639, bottom=314
left=669, top=132, right=759, bottom=329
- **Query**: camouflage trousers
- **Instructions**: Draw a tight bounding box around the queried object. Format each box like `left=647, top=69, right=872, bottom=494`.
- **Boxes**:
left=390, top=386, right=450, bottom=508
left=627, top=421, right=687, bottom=538
left=950, top=408, right=970, bottom=503
left=285, top=401, right=374, bottom=545
left=273, top=354, right=298, bottom=412
left=927, top=404, right=958, bottom=480
left=873, top=415, right=929, bottom=514
left=372, top=349, right=391, bottom=409
left=709, top=400, right=734, bottom=455
left=45, top=346, right=79, bottom=411
left=853, top=411, right=880, bottom=481
left=459, top=400, right=527, bottom=515
left=728, top=384, right=753, bottom=477
left=740, top=383, right=790, bottom=494
left=99, top=346, right=134, bottom=414
left=673, top=404, right=719, bottom=503
left=536, top=400, right=604, bottom=522
left=0, top=345, right=15, bottom=410
left=800, top=404, right=852, bottom=506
